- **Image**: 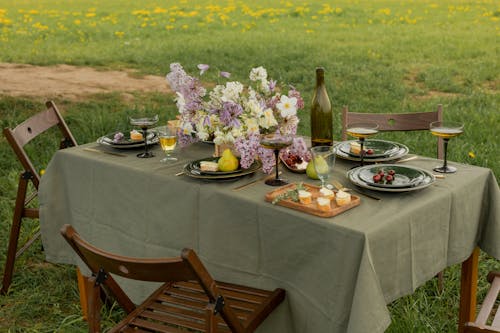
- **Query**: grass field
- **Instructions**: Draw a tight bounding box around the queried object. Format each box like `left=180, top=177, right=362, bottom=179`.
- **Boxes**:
left=0, top=0, right=499, bottom=331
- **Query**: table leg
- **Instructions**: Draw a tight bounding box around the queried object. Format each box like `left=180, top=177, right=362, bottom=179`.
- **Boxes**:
left=458, top=247, right=479, bottom=333
left=76, top=267, right=88, bottom=321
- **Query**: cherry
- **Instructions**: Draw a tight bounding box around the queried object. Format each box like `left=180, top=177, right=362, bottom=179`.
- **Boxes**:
left=388, top=169, right=395, bottom=176
left=373, top=174, right=382, bottom=183
left=378, top=170, right=385, bottom=177
left=366, top=149, right=374, bottom=155
left=385, top=174, right=394, bottom=182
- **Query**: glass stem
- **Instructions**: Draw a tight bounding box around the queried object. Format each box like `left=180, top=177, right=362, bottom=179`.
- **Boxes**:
left=143, top=127, right=148, bottom=155
left=443, top=138, right=449, bottom=169
left=360, top=138, right=365, bottom=166
left=274, top=149, right=280, bottom=181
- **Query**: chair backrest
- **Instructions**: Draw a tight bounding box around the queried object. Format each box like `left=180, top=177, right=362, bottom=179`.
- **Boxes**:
left=60, top=224, right=247, bottom=332
left=3, top=100, right=77, bottom=189
left=341, top=105, right=443, bottom=158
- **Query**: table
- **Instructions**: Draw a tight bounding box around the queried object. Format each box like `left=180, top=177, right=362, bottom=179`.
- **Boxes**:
left=39, top=141, right=500, bottom=333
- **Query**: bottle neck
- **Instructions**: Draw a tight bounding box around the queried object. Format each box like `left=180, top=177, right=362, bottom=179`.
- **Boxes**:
left=316, top=69, right=325, bottom=86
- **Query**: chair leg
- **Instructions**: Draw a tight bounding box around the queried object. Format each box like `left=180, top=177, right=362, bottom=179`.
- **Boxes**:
left=205, top=303, right=217, bottom=333
left=458, top=247, right=480, bottom=333
left=84, top=276, right=102, bottom=333
left=1, top=177, right=30, bottom=295
left=437, top=270, right=444, bottom=293
left=77, top=268, right=89, bottom=321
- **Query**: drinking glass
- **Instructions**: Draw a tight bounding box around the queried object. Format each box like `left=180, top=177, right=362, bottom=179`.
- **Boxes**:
left=260, top=133, right=293, bottom=186
left=346, top=122, right=379, bottom=166
left=157, top=126, right=178, bottom=163
left=310, top=145, right=336, bottom=189
left=129, top=114, right=159, bottom=158
left=430, top=121, right=464, bottom=173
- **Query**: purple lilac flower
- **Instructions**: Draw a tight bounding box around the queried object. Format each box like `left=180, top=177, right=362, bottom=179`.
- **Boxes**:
left=267, top=94, right=280, bottom=110
left=257, top=146, right=276, bottom=174
left=177, top=132, right=199, bottom=147
left=203, top=115, right=211, bottom=127
left=220, top=71, right=231, bottom=78
left=220, top=102, right=243, bottom=127
left=268, top=79, right=277, bottom=92
left=280, top=116, right=299, bottom=135
left=288, top=88, right=304, bottom=109
left=197, top=64, right=209, bottom=75
left=234, top=133, right=260, bottom=169
left=166, top=63, right=206, bottom=113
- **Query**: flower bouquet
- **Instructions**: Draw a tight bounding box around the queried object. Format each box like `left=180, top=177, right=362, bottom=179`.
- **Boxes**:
left=166, top=63, right=310, bottom=173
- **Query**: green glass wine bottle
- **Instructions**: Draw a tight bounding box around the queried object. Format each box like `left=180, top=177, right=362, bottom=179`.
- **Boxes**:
left=310, top=67, right=333, bottom=147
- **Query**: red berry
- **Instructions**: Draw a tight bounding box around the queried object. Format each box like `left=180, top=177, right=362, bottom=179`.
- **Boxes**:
left=378, top=170, right=385, bottom=177
left=373, top=174, right=382, bottom=183
left=366, top=149, right=374, bottom=155
left=385, top=174, right=394, bottom=182
left=388, top=169, right=395, bottom=176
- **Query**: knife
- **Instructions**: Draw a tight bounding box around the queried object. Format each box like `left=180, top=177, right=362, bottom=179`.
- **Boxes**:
left=232, top=172, right=281, bottom=191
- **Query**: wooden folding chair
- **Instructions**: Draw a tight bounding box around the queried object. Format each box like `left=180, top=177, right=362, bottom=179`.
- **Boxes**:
left=1, top=100, right=77, bottom=294
left=60, top=224, right=286, bottom=333
left=341, top=105, right=445, bottom=290
left=463, top=271, right=500, bottom=333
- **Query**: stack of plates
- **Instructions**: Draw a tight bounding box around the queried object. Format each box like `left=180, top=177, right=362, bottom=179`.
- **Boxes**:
left=336, top=139, right=408, bottom=163
left=347, top=164, right=435, bottom=192
left=97, top=131, right=158, bottom=149
left=183, top=157, right=262, bottom=180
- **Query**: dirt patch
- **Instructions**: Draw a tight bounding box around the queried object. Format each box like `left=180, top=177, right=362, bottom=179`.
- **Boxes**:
left=0, top=63, right=171, bottom=101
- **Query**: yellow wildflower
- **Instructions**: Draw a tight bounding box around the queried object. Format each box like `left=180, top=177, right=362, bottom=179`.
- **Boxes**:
left=114, top=31, right=124, bottom=38
left=468, top=152, right=476, bottom=159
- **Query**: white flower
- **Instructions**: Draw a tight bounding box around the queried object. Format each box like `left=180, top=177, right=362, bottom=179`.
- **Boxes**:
left=260, top=79, right=270, bottom=94
left=175, top=92, right=186, bottom=113
left=197, top=129, right=210, bottom=141
left=180, top=122, right=194, bottom=135
left=249, top=66, right=267, bottom=82
left=230, top=127, right=242, bottom=139
left=245, top=117, right=260, bottom=133
left=246, top=99, right=263, bottom=117
left=259, top=108, right=278, bottom=129
left=213, top=128, right=225, bottom=145
left=277, top=95, right=297, bottom=119
left=221, top=81, right=243, bottom=103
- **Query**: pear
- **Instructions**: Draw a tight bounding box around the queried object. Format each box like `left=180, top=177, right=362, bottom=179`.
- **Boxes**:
left=218, top=149, right=239, bottom=172
left=313, top=156, right=329, bottom=175
left=306, top=160, right=319, bottom=180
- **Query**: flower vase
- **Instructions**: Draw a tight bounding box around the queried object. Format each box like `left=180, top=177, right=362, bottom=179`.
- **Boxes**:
left=214, top=143, right=238, bottom=157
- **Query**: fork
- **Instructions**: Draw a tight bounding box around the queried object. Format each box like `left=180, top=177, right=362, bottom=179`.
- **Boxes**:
left=331, top=179, right=382, bottom=201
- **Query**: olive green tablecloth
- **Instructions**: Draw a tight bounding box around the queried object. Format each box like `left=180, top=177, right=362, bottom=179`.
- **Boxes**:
left=39, top=142, right=500, bottom=333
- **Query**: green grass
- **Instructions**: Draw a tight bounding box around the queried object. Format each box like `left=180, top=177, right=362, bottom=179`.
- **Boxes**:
left=0, top=0, right=499, bottom=331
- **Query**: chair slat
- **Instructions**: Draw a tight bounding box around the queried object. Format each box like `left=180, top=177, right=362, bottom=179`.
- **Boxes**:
left=476, top=278, right=500, bottom=325
left=129, top=317, right=188, bottom=333
left=139, top=308, right=207, bottom=331
left=148, top=300, right=206, bottom=321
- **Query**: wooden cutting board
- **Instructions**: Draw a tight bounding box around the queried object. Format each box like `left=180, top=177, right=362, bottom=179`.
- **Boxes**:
left=265, top=183, right=360, bottom=218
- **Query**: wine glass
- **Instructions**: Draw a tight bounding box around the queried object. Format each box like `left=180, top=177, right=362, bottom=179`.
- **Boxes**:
left=430, top=121, right=464, bottom=173
left=260, top=133, right=294, bottom=186
left=157, top=125, right=178, bottom=163
left=346, top=122, right=379, bottom=166
left=310, top=145, right=336, bottom=189
left=129, top=114, right=159, bottom=158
